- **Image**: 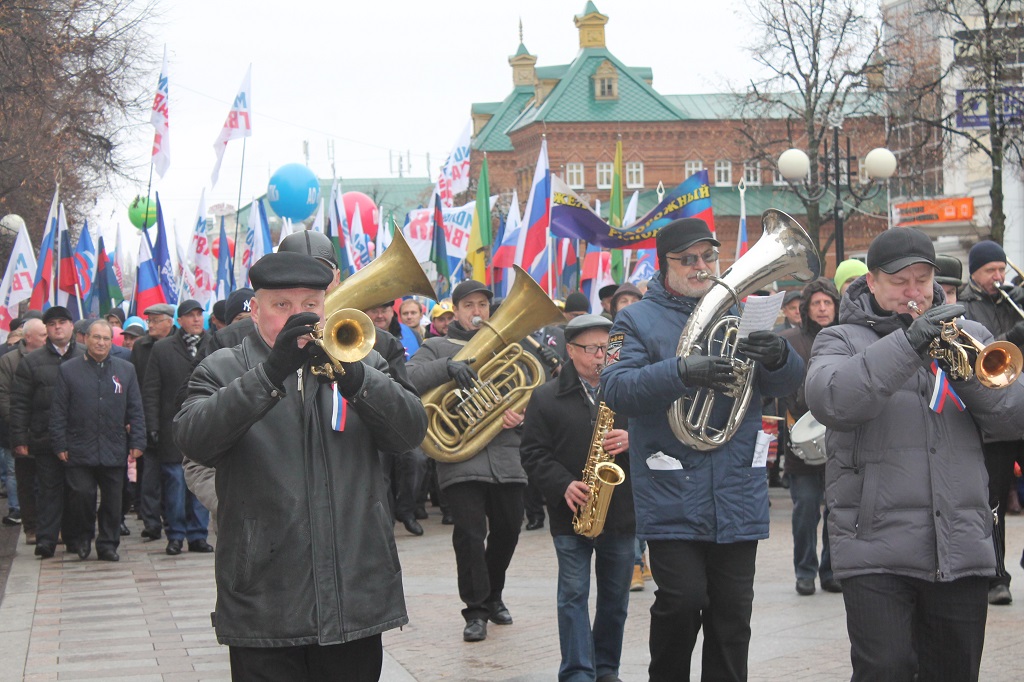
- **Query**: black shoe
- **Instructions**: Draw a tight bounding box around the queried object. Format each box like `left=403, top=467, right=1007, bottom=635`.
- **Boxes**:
left=525, top=517, right=544, bottom=531
left=77, top=541, right=91, bottom=560
left=120, top=522, right=130, bottom=536
left=97, top=550, right=120, bottom=562
left=400, top=517, right=424, bottom=536
left=188, top=539, right=215, bottom=553
left=596, top=676, right=624, bottom=682
left=485, top=600, right=513, bottom=625
left=988, top=584, right=1012, bottom=605
left=35, top=544, right=55, bottom=559
left=796, top=578, right=816, bottom=596
left=2, top=512, right=21, bottom=526
left=463, top=618, right=487, bottom=642
left=821, top=578, right=843, bottom=593
left=441, top=513, right=454, bottom=525
left=141, top=527, right=161, bottom=541
left=414, top=506, right=429, bottom=520
left=166, top=539, right=183, bottom=556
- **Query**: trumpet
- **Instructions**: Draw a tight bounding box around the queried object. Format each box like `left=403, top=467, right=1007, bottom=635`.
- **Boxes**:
left=907, top=301, right=1022, bottom=388
left=308, top=309, right=376, bottom=380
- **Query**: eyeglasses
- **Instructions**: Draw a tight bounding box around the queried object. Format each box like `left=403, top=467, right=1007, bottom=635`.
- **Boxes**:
left=569, top=343, right=608, bottom=355
left=666, top=249, right=720, bottom=267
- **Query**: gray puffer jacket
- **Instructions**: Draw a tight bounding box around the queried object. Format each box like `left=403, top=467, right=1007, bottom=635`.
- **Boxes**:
left=806, top=278, right=1024, bottom=582
left=406, top=322, right=528, bottom=491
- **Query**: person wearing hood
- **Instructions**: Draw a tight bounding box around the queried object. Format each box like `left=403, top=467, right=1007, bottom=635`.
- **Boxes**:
left=805, top=227, right=1024, bottom=681
left=779, top=277, right=842, bottom=596
left=600, top=218, right=804, bottom=681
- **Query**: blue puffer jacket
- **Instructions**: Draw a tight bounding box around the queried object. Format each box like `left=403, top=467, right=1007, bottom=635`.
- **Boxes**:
left=601, top=277, right=804, bottom=542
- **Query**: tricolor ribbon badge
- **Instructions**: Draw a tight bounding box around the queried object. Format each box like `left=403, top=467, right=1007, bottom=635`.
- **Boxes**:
left=112, top=375, right=123, bottom=394
left=331, top=382, right=348, bottom=432
left=929, top=360, right=965, bottom=413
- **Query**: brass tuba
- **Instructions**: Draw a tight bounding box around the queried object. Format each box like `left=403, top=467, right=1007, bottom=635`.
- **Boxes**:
left=309, top=229, right=437, bottom=379
left=421, top=266, right=564, bottom=463
left=573, top=402, right=625, bottom=538
left=668, top=209, right=820, bottom=450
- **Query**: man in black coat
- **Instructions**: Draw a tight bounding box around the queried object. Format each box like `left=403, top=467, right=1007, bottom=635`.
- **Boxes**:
left=520, top=314, right=634, bottom=682
left=51, top=320, right=145, bottom=561
left=143, top=299, right=212, bottom=556
left=131, top=303, right=176, bottom=540
left=8, top=306, right=84, bottom=558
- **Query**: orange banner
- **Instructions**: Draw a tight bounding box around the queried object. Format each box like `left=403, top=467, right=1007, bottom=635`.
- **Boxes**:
left=893, top=198, right=974, bottom=226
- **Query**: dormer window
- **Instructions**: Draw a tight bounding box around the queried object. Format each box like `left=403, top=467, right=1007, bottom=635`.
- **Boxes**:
left=593, top=60, right=618, bottom=101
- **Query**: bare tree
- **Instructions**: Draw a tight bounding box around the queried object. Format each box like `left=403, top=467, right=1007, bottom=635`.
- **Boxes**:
left=897, top=0, right=1024, bottom=245
left=0, top=0, right=158, bottom=253
left=739, top=0, right=888, bottom=257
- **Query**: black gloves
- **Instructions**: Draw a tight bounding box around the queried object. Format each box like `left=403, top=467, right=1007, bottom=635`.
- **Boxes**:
left=147, top=431, right=160, bottom=448
left=1000, top=284, right=1024, bottom=306
left=1007, top=320, right=1024, bottom=347
left=678, top=355, right=736, bottom=391
left=263, top=312, right=320, bottom=388
left=447, top=358, right=479, bottom=391
left=904, top=303, right=966, bottom=357
left=537, top=344, right=561, bottom=369
left=737, top=330, right=789, bottom=371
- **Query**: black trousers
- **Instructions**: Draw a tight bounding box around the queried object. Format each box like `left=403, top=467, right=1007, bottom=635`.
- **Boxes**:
left=842, top=574, right=988, bottom=682
left=647, top=539, right=758, bottom=682
left=382, top=449, right=427, bottom=521
left=13, top=455, right=37, bottom=533
left=445, top=481, right=525, bottom=621
left=229, top=635, right=382, bottom=682
left=65, top=465, right=124, bottom=552
left=524, top=480, right=546, bottom=522
left=138, top=449, right=163, bottom=532
left=984, top=439, right=1024, bottom=587
left=34, top=451, right=66, bottom=550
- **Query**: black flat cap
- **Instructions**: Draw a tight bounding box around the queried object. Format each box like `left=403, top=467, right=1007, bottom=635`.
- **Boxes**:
left=42, top=306, right=73, bottom=324
left=564, top=314, right=613, bottom=342
left=866, top=227, right=937, bottom=274
left=248, top=252, right=333, bottom=291
left=598, top=284, right=619, bottom=301
left=564, top=292, right=591, bottom=314
left=278, top=230, right=338, bottom=270
left=226, top=288, right=255, bottom=323
left=451, top=279, right=493, bottom=305
left=783, top=290, right=803, bottom=305
left=122, top=322, right=146, bottom=338
left=177, top=299, right=203, bottom=317
left=935, top=254, right=963, bottom=287
left=656, top=218, right=720, bottom=259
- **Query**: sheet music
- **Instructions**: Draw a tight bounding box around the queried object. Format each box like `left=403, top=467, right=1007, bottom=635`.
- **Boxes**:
left=737, top=292, right=785, bottom=339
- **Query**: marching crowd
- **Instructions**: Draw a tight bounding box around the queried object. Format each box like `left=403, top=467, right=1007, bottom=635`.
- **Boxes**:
left=1, top=219, right=1023, bottom=682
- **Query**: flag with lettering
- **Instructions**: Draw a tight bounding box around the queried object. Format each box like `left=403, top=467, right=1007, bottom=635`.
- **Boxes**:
left=215, top=217, right=235, bottom=301
left=211, top=65, right=253, bottom=187
left=437, top=121, right=471, bottom=207
left=188, top=189, right=215, bottom=306
left=0, top=224, right=37, bottom=341
left=150, top=45, right=171, bottom=178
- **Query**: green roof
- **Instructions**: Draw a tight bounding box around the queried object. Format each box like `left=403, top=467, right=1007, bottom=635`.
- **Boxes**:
left=578, top=1, right=601, bottom=17
left=513, top=42, right=531, bottom=57
left=536, top=64, right=570, bottom=80
left=663, top=92, right=887, bottom=120
left=472, top=85, right=535, bottom=152
left=506, top=47, right=682, bottom=133
left=471, top=101, right=502, bottom=115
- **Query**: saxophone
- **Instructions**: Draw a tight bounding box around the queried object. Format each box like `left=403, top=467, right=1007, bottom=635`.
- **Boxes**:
left=573, top=402, right=626, bottom=538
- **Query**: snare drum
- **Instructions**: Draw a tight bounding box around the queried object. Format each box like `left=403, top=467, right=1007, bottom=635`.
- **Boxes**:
left=789, top=412, right=827, bottom=465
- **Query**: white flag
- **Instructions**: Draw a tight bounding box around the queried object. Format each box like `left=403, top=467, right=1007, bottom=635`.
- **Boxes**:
left=211, top=65, right=253, bottom=187
left=437, top=121, right=472, bottom=207
left=0, top=223, right=37, bottom=341
left=189, top=189, right=215, bottom=306
left=150, top=46, right=171, bottom=178
left=310, top=199, right=325, bottom=234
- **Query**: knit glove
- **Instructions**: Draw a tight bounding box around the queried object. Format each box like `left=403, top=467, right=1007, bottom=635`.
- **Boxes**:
left=263, top=312, right=320, bottom=388
left=904, top=303, right=965, bottom=358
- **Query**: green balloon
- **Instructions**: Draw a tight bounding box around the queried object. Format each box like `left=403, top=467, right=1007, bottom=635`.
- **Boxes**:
left=129, top=195, right=157, bottom=229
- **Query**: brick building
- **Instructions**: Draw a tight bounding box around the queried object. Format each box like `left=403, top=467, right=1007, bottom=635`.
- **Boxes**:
left=469, top=2, right=890, bottom=275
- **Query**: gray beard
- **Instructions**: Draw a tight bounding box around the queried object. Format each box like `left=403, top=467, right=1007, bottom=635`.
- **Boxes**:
left=666, top=269, right=714, bottom=298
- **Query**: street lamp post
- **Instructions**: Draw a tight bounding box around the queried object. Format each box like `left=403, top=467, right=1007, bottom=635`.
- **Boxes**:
left=777, top=113, right=897, bottom=263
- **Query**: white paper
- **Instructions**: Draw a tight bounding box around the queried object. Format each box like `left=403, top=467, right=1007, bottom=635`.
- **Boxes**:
left=737, top=292, right=786, bottom=340
left=752, top=430, right=775, bottom=468
left=646, top=452, right=683, bottom=471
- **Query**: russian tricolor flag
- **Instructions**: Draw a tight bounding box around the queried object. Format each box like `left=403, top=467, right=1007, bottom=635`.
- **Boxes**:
left=135, top=233, right=166, bottom=313
left=29, top=191, right=59, bottom=311
left=515, top=140, right=551, bottom=291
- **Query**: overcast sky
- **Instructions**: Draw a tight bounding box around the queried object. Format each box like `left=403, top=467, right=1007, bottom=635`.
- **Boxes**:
left=97, top=0, right=761, bottom=249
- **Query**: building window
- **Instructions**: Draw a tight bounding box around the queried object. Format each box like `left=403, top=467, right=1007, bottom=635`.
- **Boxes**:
left=714, top=160, right=732, bottom=186
left=743, top=161, right=762, bottom=185
left=593, top=60, right=619, bottom=101
left=596, top=162, right=613, bottom=189
left=597, top=78, right=616, bottom=98
left=566, top=163, right=585, bottom=189
left=773, top=166, right=788, bottom=185
left=625, top=161, right=644, bottom=189
left=684, top=160, right=704, bottom=178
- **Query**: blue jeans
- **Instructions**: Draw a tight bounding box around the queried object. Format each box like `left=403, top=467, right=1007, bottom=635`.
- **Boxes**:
left=789, top=471, right=832, bottom=581
left=1, top=447, right=18, bottom=513
left=552, top=532, right=634, bottom=682
left=160, top=463, right=209, bottom=542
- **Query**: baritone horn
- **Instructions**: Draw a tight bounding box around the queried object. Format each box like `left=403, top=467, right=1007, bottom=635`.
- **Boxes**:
left=309, top=229, right=437, bottom=380
left=907, top=301, right=1022, bottom=388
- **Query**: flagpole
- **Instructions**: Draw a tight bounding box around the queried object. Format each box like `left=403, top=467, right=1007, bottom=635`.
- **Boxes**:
left=231, top=138, right=248, bottom=275
left=74, top=282, right=85, bottom=318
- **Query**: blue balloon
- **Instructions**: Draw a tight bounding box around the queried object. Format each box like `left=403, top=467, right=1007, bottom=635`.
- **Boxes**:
left=267, top=163, right=320, bottom=222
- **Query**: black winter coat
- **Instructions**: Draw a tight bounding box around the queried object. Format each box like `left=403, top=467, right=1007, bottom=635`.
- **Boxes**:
left=9, top=341, right=84, bottom=455
left=144, top=329, right=202, bottom=463
left=521, top=361, right=633, bottom=537
left=958, top=280, right=1023, bottom=340
left=50, top=354, right=146, bottom=465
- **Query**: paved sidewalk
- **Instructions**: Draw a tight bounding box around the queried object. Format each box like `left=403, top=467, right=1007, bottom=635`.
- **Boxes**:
left=1, top=490, right=1022, bottom=681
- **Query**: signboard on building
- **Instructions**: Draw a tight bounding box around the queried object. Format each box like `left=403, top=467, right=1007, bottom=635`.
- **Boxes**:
left=956, top=87, right=1024, bottom=128
left=893, top=197, right=974, bottom=226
